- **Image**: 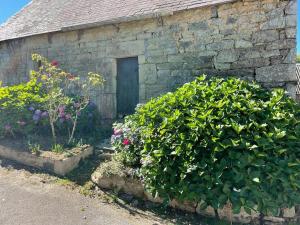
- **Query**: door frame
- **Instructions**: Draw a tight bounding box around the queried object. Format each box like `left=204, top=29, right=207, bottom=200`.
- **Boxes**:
left=112, top=56, right=141, bottom=118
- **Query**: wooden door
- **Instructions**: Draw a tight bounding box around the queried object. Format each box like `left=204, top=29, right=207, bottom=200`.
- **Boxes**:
left=117, top=57, right=139, bottom=117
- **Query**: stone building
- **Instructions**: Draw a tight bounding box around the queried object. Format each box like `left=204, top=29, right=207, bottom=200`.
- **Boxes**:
left=0, top=0, right=297, bottom=122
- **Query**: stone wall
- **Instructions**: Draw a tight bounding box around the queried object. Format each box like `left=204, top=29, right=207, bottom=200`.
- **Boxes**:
left=0, top=0, right=296, bottom=122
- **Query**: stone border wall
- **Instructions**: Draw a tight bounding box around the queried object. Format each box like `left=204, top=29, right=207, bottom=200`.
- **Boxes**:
left=0, top=145, right=93, bottom=176
left=91, top=171, right=298, bottom=224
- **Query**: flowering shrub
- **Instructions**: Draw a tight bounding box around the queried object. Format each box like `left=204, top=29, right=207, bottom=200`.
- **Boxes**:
left=0, top=54, right=105, bottom=151
left=31, top=54, right=105, bottom=144
left=111, top=120, right=141, bottom=167
left=112, top=76, right=300, bottom=216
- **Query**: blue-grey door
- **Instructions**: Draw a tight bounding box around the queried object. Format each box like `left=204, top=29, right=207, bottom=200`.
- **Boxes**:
left=117, top=57, right=139, bottom=117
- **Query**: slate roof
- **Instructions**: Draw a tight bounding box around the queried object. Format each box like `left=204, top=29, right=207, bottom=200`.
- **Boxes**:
left=0, top=0, right=235, bottom=42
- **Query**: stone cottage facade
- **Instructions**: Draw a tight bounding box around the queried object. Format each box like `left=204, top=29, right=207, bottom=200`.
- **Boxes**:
left=0, top=0, right=297, bottom=122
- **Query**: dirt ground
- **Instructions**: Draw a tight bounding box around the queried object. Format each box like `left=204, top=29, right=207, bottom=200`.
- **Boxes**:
left=0, top=158, right=234, bottom=225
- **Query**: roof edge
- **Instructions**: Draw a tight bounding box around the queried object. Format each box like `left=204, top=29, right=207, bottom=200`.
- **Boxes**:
left=61, top=10, right=174, bottom=32
left=0, top=0, right=237, bottom=43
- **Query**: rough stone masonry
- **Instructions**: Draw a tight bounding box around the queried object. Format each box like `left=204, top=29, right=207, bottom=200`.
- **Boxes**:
left=0, top=0, right=297, bottom=122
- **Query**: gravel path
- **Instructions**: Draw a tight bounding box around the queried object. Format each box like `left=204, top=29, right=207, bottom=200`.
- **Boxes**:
left=0, top=163, right=165, bottom=225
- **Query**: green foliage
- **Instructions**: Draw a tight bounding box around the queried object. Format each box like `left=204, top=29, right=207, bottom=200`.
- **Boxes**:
left=52, top=144, right=64, bottom=153
left=113, top=76, right=300, bottom=215
left=0, top=78, right=45, bottom=136
left=297, top=55, right=300, bottom=63
left=28, top=142, right=41, bottom=155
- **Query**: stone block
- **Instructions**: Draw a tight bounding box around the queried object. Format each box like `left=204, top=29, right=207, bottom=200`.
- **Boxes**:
left=188, top=21, right=209, bottom=31
left=286, top=28, right=296, bottom=38
left=256, top=64, right=296, bottom=83
left=139, top=64, right=157, bottom=84
left=146, top=55, right=168, bottom=63
left=157, top=62, right=183, bottom=70
left=235, top=40, right=253, bottom=48
left=252, top=30, right=279, bottom=43
left=283, top=207, right=296, bottom=218
left=216, top=50, right=238, bottom=63
left=170, top=199, right=197, bottom=213
left=168, top=55, right=185, bottom=63
left=196, top=203, right=216, bottom=217
left=286, top=15, right=297, bottom=27
left=286, top=82, right=297, bottom=99
left=157, top=69, right=171, bottom=77
left=260, top=17, right=286, bottom=30
left=285, top=0, right=297, bottom=15
left=206, top=40, right=234, bottom=51
left=283, top=48, right=296, bottom=64
left=214, top=62, right=231, bottom=70
left=232, top=58, right=270, bottom=69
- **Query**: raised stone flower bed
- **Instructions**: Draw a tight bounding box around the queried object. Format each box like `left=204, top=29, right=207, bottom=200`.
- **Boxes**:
left=91, top=164, right=298, bottom=225
left=0, top=144, right=93, bottom=176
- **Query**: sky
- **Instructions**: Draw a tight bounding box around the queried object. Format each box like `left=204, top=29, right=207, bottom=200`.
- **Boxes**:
left=0, top=0, right=299, bottom=54
left=0, top=0, right=31, bottom=24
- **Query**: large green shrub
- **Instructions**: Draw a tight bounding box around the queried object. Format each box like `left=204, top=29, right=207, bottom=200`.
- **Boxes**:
left=113, top=76, right=300, bottom=215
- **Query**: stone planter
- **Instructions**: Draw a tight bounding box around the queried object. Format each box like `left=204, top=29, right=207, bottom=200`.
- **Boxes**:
left=91, top=170, right=298, bottom=224
left=0, top=145, right=93, bottom=176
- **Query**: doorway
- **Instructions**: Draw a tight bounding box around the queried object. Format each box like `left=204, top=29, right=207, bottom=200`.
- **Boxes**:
left=116, top=57, right=139, bottom=117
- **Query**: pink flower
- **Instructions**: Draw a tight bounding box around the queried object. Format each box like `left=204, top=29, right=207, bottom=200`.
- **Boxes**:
left=51, top=60, right=59, bottom=67
left=17, top=121, right=26, bottom=126
left=65, top=114, right=72, bottom=120
left=123, top=139, right=131, bottom=146
left=41, top=111, right=49, bottom=118
left=58, top=106, right=65, bottom=118
left=58, top=105, right=65, bottom=112
left=114, top=128, right=123, bottom=135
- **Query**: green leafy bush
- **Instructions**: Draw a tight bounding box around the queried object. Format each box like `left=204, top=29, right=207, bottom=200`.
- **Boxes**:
left=297, top=55, right=300, bottom=63
left=113, top=76, right=300, bottom=215
left=0, top=78, right=46, bottom=136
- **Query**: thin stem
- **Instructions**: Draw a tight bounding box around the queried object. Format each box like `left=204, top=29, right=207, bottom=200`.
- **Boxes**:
left=68, top=114, right=78, bottom=144
left=50, top=121, right=56, bottom=144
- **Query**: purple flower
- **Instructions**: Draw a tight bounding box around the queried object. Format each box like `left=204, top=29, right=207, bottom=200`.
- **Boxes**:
left=41, top=111, right=49, bottom=118
left=34, top=109, right=42, bottom=115
left=28, top=106, right=35, bottom=111
left=33, top=114, right=40, bottom=122
left=74, top=103, right=81, bottom=108
left=4, top=124, right=11, bottom=131
left=59, top=112, right=65, bottom=118
left=77, top=111, right=81, bottom=116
